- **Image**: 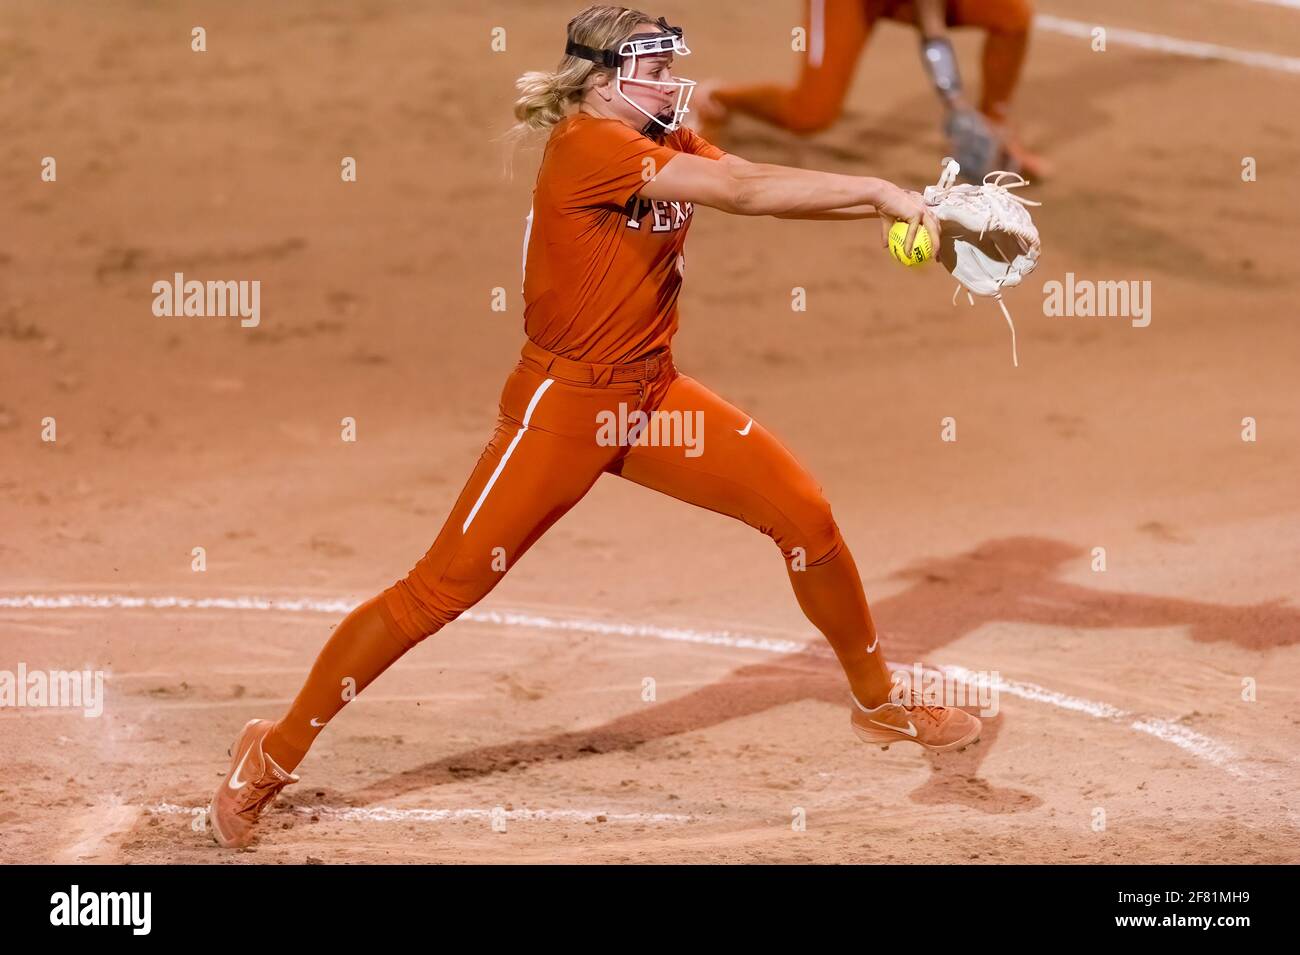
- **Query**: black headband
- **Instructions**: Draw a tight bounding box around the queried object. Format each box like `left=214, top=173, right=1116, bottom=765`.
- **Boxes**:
left=564, top=16, right=682, bottom=68
left=564, top=39, right=621, bottom=68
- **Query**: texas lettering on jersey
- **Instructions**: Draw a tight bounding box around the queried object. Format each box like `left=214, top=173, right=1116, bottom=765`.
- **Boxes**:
left=624, top=196, right=695, bottom=232
left=522, top=113, right=727, bottom=363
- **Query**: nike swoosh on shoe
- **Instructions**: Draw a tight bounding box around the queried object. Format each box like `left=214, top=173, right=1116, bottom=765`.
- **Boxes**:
left=870, top=718, right=917, bottom=737
left=227, top=747, right=254, bottom=790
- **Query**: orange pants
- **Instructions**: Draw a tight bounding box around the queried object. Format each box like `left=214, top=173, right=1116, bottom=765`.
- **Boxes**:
left=715, top=0, right=1034, bottom=133
left=263, top=341, right=891, bottom=771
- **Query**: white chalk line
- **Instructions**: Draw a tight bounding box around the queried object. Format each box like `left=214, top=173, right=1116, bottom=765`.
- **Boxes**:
left=0, top=592, right=1267, bottom=780
left=938, top=665, right=1253, bottom=779
left=0, top=593, right=810, bottom=654
left=1036, top=14, right=1300, bottom=75
left=148, top=802, right=692, bottom=825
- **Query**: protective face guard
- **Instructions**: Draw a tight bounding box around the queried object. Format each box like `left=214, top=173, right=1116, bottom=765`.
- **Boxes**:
left=565, top=16, right=697, bottom=135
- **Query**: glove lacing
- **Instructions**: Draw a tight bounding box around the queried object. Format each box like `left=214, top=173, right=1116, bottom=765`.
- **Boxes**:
left=929, top=164, right=1042, bottom=368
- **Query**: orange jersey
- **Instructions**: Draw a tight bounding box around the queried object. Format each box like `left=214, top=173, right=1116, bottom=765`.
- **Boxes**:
left=522, top=112, right=726, bottom=364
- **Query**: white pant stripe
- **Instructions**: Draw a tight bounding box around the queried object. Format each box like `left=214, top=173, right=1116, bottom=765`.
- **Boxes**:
left=461, top=378, right=554, bottom=534
left=810, top=0, right=825, bottom=69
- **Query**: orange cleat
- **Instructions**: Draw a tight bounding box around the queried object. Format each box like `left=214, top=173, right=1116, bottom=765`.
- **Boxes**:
left=850, top=690, right=982, bottom=753
left=208, top=718, right=299, bottom=848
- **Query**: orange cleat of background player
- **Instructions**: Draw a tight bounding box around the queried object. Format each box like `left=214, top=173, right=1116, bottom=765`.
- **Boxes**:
left=694, top=0, right=1046, bottom=179
left=206, top=4, right=981, bottom=850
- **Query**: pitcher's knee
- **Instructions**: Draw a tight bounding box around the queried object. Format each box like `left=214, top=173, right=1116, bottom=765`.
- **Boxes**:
left=380, top=537, right=513, bottom=645
left=380, top=571, right=484, bottom=647
left=772, top=491, right=843, bottom=568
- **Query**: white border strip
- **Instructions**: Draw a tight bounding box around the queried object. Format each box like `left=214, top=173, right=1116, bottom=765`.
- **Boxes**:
left=1, top=592, right=1264, bottom=780
left=1035, top=14, right=1300, bottom=75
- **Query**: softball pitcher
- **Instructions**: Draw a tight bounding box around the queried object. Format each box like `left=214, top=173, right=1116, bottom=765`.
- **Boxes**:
left=209, top=4, right=981, bottom=849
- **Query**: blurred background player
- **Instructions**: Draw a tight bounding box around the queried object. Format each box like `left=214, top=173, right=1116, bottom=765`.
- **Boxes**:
left=691, top=0, right=1046, bottom=180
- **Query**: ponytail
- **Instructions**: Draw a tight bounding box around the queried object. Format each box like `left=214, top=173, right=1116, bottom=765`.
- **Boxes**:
left=500, top=6, right=654, bottom=167
left=511, top=69, right=580, bottom=133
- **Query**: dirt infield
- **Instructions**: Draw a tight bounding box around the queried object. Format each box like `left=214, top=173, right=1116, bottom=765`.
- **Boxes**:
left=2, top=0, right=1297, bottom=864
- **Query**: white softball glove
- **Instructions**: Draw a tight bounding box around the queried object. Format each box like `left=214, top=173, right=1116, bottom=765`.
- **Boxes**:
left=924, top=159, right=1041, bottom=366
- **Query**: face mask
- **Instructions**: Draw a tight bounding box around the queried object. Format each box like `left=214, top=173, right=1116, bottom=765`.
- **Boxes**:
left=565, top=16, right=697, bottom=134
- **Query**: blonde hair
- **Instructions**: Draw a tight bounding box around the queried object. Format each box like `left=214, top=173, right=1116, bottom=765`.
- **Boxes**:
left=506, top=4, right=654, bottom=145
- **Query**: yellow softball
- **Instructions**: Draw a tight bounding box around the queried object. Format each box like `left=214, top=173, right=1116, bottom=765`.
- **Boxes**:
left=888, top=220, right=935, bottom=267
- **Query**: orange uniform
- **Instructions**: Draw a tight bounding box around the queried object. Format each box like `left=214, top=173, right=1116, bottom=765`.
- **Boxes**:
left=523, top=112, right=725, bottom=363
left=261, top=110, right=891, bottom=774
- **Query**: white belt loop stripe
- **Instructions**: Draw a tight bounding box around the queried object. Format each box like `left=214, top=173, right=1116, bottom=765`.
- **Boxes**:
left=461, top=377, right=554, bottom=534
